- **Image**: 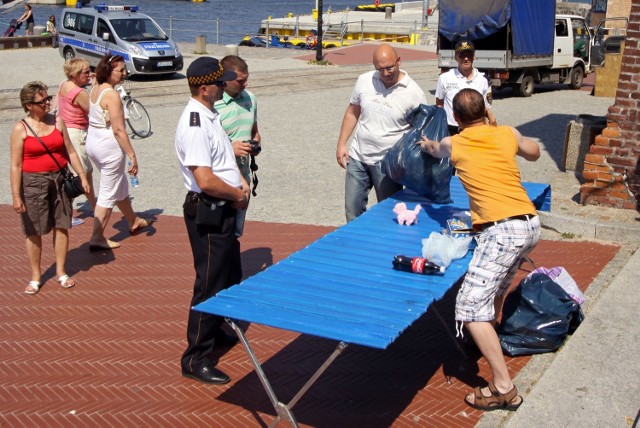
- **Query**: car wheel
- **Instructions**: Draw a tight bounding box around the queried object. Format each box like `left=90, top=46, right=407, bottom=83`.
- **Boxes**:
left=63, top=47, right=75, bottom=61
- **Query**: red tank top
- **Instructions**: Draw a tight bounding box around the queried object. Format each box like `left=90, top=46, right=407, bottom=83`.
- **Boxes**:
left=21, top=124, right=68, bottom=173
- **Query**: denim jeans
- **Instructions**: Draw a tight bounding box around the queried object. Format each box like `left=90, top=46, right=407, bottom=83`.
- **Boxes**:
left=344, top=156, right=402, bottom=222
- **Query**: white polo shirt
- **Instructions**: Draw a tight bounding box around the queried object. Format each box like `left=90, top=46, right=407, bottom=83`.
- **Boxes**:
left=175, top=98, right=241, bottom=192
left=348, top=70, right=427, bottom=165
left=435, top=67, right=491, bottom=126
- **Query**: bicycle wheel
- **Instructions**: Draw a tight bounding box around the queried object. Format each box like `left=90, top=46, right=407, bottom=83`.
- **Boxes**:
left=125, top=98, right=151, bottom=138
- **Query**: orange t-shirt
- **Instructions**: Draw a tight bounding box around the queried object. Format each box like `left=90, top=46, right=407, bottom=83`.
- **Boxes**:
left=451, top=125, right=536, bottom=227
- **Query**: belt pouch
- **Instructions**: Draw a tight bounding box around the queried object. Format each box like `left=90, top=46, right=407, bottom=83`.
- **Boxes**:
left=195, top=193, right=226, bottom=226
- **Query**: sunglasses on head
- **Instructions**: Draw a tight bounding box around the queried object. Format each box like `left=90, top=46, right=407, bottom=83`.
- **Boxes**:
left=32, top=95, right=53, bottom=105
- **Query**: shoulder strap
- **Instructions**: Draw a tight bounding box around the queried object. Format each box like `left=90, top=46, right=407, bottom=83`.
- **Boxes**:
left=96, top=87, right=114, bottom=105
left=21, top=119, right=65, bottom=173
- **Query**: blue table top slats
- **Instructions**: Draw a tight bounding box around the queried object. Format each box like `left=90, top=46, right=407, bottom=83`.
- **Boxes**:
left=194, top=177, right=551, bottom=349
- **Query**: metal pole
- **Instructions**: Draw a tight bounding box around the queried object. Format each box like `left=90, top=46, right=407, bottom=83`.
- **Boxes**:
left=216, top=18, right=219, bottom=45
left=315, top=0, right=323, bottom=61
left=266, top=21, right=269, bottom=49
left=169, top=16, right=173, bottom=39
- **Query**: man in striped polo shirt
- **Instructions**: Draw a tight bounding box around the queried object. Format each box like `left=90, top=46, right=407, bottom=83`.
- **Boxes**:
left=214, top=55, right=261, bottom=236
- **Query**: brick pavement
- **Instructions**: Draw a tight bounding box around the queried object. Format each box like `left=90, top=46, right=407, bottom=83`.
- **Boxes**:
left=0, top=206, right=619, bottom=427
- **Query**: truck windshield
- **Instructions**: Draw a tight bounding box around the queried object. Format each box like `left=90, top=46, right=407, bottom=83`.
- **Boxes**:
left=110, top=18, right=168, bottom=42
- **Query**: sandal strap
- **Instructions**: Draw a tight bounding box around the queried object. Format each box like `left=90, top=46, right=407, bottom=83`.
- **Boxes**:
left=489, top=382, right=519, bottom=407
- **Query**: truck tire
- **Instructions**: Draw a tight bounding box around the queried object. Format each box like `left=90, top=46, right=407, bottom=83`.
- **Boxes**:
left=516, top=75, right=534, bottom=97
left=569, top=66, right=584, bottom=90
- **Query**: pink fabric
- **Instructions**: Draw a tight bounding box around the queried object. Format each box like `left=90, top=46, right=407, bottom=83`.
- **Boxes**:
left=57, top=85, right=89, bottom=129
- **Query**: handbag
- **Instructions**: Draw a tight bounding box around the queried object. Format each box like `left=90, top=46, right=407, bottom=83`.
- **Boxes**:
left=21, top=119, right=85, bottom=199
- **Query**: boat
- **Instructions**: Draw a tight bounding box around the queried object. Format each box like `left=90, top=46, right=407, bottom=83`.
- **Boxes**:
left=239, top=33, right=345, bottom=49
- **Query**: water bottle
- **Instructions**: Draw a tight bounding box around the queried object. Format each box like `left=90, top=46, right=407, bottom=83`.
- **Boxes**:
left=128, top=161, right=139, bottom=188
left=392, top=255, right=445, bottom=275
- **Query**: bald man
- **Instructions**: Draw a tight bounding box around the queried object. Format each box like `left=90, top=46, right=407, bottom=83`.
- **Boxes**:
left=336, top=44, right=427, bottom=222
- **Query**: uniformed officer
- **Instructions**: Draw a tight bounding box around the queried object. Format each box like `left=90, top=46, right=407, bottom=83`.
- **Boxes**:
left=175, top=56, right=250, bottom=385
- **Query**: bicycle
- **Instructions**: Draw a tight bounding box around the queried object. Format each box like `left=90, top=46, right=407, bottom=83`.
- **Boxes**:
left=115, top=79, right=152, bottom=138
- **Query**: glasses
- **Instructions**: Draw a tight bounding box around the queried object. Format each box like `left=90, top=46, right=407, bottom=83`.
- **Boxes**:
left=457, top=51, right=474, bottom=59
left=80, top=69, right=91, bottom=75
left=31, top=95, right=53, bottom=105
left=213, top=81, right=227, bottom=88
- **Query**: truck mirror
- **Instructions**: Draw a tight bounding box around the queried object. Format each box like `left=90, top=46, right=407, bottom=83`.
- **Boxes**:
left=102, top=32, right=111, bottom=41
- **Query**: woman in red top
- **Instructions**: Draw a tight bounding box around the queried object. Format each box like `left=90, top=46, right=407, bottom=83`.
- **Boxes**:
left=10, top=81, right=90, bottom=295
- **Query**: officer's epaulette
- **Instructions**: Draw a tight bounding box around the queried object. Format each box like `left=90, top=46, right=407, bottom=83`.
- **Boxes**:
left=190, top=112, right=201, bottom=127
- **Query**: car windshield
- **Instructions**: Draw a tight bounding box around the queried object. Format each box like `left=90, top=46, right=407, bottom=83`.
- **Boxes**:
left=110, top=18, right=168, bottom=41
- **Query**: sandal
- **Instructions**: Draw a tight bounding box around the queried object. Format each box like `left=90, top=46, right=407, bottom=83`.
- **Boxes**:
left=464, top=382, right=523, bottom=411
left=24, top=280, right=41, bottom=295
left=57, top=275, right=76, bottom=289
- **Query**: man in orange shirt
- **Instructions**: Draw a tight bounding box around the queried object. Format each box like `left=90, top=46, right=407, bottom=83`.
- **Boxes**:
left=419, top=88, right=541, bottom=412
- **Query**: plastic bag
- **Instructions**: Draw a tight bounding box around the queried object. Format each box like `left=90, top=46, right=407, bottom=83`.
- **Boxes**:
left=421, top=231, right=472, bottom=267
left=527, top=267, right=585, bottom=305
left=498, top=273, right=584, bottom=357
left=381, top=104, right=453, bottom=203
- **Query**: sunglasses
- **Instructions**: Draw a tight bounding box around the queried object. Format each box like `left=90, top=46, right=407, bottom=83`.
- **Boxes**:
left=213, top=81, right=226, bottom=88
left=31, top=95, right=53, bottom=105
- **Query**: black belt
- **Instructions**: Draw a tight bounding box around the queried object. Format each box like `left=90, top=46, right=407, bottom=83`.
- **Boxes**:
left=479, top=214, right=536, bottom=231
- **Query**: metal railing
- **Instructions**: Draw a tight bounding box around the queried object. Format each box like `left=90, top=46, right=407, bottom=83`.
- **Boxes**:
left=154, top=14, right=427, bottom=48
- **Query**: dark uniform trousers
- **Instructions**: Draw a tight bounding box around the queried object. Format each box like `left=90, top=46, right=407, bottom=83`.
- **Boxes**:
left=181, top=193, right=242, bottom=373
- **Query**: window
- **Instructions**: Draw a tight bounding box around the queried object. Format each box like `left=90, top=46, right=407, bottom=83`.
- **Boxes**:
left=97, top=19, right=113, bottom=42
left=555, top=20, right=568, bottom=37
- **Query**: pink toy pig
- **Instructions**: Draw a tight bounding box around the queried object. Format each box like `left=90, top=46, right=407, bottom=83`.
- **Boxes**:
left=393, top=202, right=422, bottom=226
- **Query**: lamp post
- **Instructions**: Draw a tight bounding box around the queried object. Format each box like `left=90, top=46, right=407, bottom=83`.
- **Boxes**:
left=316, top=0, right=323, bottom=61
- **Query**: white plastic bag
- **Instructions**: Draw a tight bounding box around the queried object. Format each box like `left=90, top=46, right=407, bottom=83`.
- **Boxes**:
left=421, top=232, right=473, bottom=267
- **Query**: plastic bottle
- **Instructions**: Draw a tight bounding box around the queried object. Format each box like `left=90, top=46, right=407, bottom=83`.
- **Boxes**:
left=392, top=255, right=445, bottom=274
left=128, top=161, right=139, bottom=188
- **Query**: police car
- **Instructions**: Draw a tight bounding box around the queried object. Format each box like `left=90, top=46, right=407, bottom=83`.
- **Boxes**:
left=58, top=3, right=183, bottom=76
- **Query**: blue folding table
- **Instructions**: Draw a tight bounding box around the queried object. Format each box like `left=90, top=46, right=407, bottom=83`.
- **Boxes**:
left=194, top=177, right=551, bottom=427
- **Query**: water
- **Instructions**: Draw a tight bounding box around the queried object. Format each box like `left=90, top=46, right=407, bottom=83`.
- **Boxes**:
left=2, top=0, right=362, bottom=45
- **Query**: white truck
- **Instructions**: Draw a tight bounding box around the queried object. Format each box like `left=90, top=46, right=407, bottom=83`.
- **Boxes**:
left=437, top=0, right=626, bottom=97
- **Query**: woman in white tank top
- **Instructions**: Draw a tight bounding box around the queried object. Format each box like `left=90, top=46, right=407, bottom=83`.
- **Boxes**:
left=85, top=54, right=154, bottom=251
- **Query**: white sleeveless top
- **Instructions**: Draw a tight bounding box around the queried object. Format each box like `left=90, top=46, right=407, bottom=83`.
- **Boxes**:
left=88, top=87, right=113, bottom=129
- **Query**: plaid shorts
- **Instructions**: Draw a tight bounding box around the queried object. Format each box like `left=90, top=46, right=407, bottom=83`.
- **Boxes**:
left=455, top=215, right=541, bottom=322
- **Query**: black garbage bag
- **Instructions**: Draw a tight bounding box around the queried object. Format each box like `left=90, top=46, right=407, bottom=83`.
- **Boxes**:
left=381, top=104, right=453, bottom=203
left=498, top=273, right=584, bottom=357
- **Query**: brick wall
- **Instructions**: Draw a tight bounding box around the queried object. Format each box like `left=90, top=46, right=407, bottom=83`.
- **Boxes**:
left=580, top=0, right=640, bottom=209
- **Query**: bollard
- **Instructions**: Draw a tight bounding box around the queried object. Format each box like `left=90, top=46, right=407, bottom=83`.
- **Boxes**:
left=385, top=7, right=392, bottom=20
left=225, top=44, right=239, bottom=57
left=194, top=35, right=207, bottom=54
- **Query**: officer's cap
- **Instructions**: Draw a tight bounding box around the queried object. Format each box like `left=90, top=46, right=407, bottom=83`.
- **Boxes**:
left=455, top=40, right=475, bottom=54
left=186, top=57, right=236, bottom=86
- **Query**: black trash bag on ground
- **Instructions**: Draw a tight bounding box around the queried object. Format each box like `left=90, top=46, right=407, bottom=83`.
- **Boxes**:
left=498, top=273, right=584, bottom=357
left=381, top=104, right=453, bottom=203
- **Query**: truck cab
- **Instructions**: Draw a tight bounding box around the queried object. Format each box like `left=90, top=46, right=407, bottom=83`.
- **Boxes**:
left=58, top=4, right=183, bottom=77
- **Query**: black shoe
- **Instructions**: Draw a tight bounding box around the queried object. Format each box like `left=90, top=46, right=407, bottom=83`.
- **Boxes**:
left=182, top=365, right=230, bottom=385
left=215, top=332, right=239, bottom=348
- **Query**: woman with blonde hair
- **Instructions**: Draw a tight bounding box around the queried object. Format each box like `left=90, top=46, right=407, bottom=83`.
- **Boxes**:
left=58, top=58, right=97, bottom=213
left=85, top=54, right=153, bottom=251
left=10, top=81, right=90, bottom=295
